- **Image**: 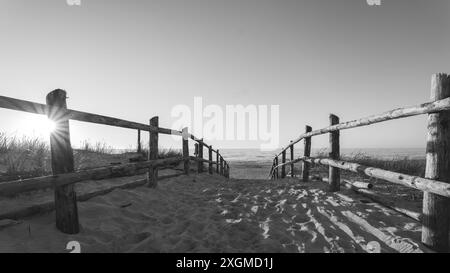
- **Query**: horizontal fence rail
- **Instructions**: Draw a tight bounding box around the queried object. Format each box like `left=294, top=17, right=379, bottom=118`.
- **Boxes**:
left=269, top=73, right=450, bottom=253
left=277, top=97, right=450, bottom=156
left=0, top=89, right=231, bottom=235
left=272, top=157, right=450, bottom=198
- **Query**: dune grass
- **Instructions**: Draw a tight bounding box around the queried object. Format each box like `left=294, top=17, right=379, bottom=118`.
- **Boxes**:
left=314, top=148, right=426, bottom=177
left=0, top=132, right=182, bottom=181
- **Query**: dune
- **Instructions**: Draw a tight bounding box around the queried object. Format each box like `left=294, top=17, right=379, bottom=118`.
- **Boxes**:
left=0, top=171, right=429, bottom=253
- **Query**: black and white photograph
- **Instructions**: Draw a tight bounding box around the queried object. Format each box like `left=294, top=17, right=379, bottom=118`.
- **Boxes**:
left=0, top=0, right=450, bottom=260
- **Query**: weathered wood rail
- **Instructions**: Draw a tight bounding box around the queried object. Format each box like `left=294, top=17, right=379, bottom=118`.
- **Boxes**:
left=269, top=73, right=450, bottom=252
left=0, top=89, right=231, bottom=234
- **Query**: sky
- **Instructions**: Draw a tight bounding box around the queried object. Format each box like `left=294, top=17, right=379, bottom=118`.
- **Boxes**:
left=0, top=0, right=449, bottom=151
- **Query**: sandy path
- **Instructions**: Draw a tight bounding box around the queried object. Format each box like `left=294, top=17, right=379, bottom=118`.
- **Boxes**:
left=0, top=174, right=428, bottom=253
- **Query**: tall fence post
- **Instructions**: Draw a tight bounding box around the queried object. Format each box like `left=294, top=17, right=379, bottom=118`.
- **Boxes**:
left=182, top=127, right=190, bottom=175
left=328, top=115, right=340, bottom=192
left=198, top=139, right=204, bottom=173
left=220, top=157, right=224, bottom=176
left=422, top=73, right=450, bottom=252
left=137, top=129, right=141, bottom=153
left=46, top=89, right=79, bottom=234
left=271, top=159, right=276, bottom=179
left=281, top=150, right=286, bottom=178
left=216, top=150, right=220, bottom=173
left=147, top=116, right=158, bottom=188
left=290, top=141, right=294, bottom=177
left=225, top=163, right=229, bottom=178
left=208, top=146, right=213, bottom=174
left=301, top=125, right=312, bottom=182
left=275, top=156, right=279, bottom=179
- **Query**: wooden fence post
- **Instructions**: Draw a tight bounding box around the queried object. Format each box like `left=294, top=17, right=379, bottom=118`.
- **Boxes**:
left=137, top=129, right=141, bottom=153
left=208, top=146, right=213, bottom=174
left=290, top=141, right=294, bottom=177
left=271, top=159, right=275, bottom=179
left=275, top=156, right=279, bottom=179
left=225, top=163, right=229, bottom=178
left=216, top=150, right=220, bottom=173
left=208, top=145, right=213, bottom=174
left=147, top=116, right=158, bottom=188
left=182, top=127, right=190, bottom=175
left=46, top=89, right=79, bottom=234
left=301, top=125, right=312, bottom=182
left=198, top=139, right=204, bottom=173
left=328, top=115, right=340, bottom=192
left=281, top=150, right=286, bottom=178
left=422, top=73, right=450, bottom=252
left=220, top=157, right=224, bottom=176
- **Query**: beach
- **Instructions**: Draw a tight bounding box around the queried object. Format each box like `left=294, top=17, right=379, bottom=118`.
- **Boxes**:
left=0, top=170, right=428, bottom=253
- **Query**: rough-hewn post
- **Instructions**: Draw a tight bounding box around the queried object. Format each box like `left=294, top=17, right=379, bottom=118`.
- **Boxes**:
left=198, top=140, right=204, bottom=173
left=46, top=89, right=79, bottom=234
left=208, top=146, right=213, bottom=174
left=147, top=116, right=158, bottom=188
left=182, top=127, right=189, bottom=175
left=220, top=157, right=224, bottom=176
left=328, top=115, right=340, bottom=192
left=290, top=141, right=294, bottom=177
left=194, top=143, right=199, bottom=157
left=275, top=156, right=279, bottom=179
left=271, top=159, right=276, bottom=179
left=301, top=125, right=312, bottom=182
left=225, top=163, right=230, bottom=178
left=422, top=73, right=450, bottom=252
left=281, top=150, right=286, bottom=178
left=216, top=150, right=220, bottom=173
left=137, top=129, right=141, bottom=153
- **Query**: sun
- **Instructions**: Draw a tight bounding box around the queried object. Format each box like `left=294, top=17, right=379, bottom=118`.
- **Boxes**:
left=16, top=115, right=57, bottom=138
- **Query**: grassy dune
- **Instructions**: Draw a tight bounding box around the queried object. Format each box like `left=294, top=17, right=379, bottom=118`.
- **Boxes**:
left=0, top=132, right=181, bottom=181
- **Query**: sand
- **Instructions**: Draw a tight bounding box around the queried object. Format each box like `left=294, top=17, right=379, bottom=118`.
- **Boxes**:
left=0, top=172, right=429, bottom=253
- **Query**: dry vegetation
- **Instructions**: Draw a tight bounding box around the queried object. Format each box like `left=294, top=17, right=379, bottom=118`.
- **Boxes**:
left=308, top=149, right=425, bottom=209
left=0, top=132, right=181, bottom=182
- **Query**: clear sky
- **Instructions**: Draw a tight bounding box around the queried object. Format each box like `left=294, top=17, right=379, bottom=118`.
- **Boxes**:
left=1, top=0, right=449, bottom=151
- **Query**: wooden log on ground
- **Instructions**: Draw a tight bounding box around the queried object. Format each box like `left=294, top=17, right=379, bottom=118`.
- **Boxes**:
left=303, top=157, right=450, bottom=198
left=321, top=177, right=373, bottom=190
left=147, top=116, right=158, bottom=188
left=344, top=180, right=373, bottom=189
left=422, top=73, right=450, bottom=252
left=0, top=172, right=185, bottom=221
left=321, top=177, right=420, bottom=221
left=0, top=157, right=185, bottom=196
left=46, top=89, right=79, bottom=234
left=301, top=125, right=312, bottom=182
left=328, top=114, right=340, bottom=192
left=182, top=127, right=190, bottom=175
left=276, top=96, right=450, bottom=157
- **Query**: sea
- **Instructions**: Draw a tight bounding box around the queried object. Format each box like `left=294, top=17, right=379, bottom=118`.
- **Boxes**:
left=218, top=148, right=426, bottom=163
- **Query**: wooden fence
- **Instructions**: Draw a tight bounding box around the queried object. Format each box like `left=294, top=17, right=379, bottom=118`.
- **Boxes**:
left=269, top=73, right=450, bottom=252
left=0, top=89, right=230, bottom=234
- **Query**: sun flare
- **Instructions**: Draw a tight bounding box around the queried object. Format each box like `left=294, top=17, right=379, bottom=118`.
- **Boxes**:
left=16, top=115, right=57, bottom=138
